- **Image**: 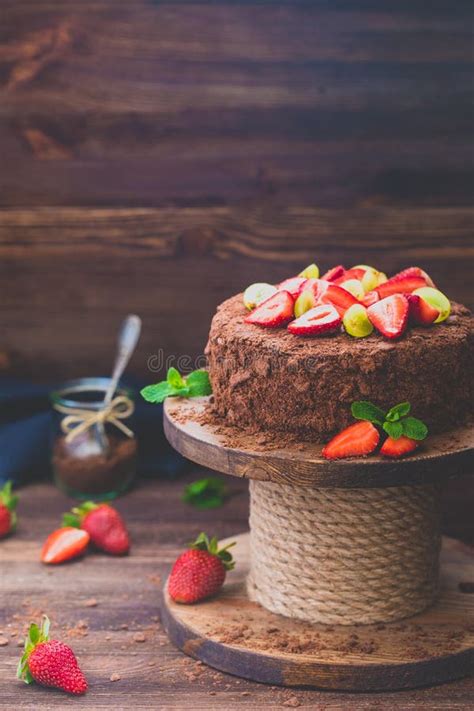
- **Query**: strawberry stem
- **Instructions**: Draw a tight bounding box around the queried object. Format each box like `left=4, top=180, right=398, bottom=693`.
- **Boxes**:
left=190, top=532, right=236, bottom=571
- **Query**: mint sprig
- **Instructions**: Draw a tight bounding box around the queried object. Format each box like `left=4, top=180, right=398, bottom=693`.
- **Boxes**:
left=351, top=401, right=385, bottom=426
left=351, top=400, right=428, bottom=441
left=141, top=367, right=212, bottom=404
left=183, top=477, right=227, bottom=509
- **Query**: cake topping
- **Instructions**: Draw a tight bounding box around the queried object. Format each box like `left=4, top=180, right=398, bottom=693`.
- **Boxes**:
left=343, top=303, right=374, bottom=338
left=294, top=278, right=328, bottom=317
left=244, top=290, right=294, bottom=328
left=242, top=262, right=448, bottom=340
left=277, top=276, right=308, bottom=298
left=288, top=304, right=341, bottom=335
left=407, top=294, right=440, bottom=326
left=321, top=283, right=359, bottom=316
left=413, top=286, right=451, bottom=323
left=336, top=277, right=365, bottom=300
left=298, top=262, right=320, bottom=279
left=320, top=264, right=345, bottom=281
left=243, top=282, right=277, bottom=310
left=367, top=294, right=409, bottom=339
left=374, top=274, right=428, bottom=300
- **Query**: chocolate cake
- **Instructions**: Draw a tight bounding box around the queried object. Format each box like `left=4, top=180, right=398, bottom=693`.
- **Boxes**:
left=206, top=295, right=473, bottom=441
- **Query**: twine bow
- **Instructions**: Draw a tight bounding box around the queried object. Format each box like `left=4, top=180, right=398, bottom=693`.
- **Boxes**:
left=54, top=395, right=135, bottom=443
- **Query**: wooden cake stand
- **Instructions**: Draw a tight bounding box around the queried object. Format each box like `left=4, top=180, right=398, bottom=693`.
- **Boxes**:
left=162, top=398, right=474, bottom=691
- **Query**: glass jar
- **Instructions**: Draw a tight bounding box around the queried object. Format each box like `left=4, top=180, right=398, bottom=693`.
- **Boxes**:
left=50, top=378, right=137, bottom=500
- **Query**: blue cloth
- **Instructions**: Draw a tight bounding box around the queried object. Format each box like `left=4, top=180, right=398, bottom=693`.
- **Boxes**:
left=0, top=377, right=187, bottom=486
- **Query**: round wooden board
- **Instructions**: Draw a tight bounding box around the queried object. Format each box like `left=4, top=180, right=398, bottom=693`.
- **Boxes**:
left=164, top=398, right=474, bottom=488
left=160, top=533, right=474, bottom=691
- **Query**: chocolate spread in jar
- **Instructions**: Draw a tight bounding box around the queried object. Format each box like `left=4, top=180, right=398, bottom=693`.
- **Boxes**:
left=52, top=433, right=137, bottom=497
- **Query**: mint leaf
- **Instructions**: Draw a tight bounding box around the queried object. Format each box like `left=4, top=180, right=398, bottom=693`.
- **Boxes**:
left=383, top=421, right=404, bottom=439
left=186, top=370, right=212, bottom=398
left=140, top=381, right=177, bottom=403
left=351, top=401, right=385, bottom=425
left=402, top=417, right=428, bottom=441
left=167, top=367, right=185, bottom=389
left=385, top=402, right=411, bottom=422
left=183, top=477, right=227, bottom=509
left=141, top=368, right=211, bottom=404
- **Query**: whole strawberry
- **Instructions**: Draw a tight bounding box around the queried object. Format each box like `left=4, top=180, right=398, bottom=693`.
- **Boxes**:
left=0, top=480, right=19, bottom=539
left=17, top=616, right=87, bottom=695
left=168, top=532, right=235, bottom=604
left=63, top=501, right=129, bottom=555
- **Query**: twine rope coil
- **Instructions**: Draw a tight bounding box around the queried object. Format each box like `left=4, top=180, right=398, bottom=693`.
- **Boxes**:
left=53, top=395, right=135, bottom=443
left=247, top=480, right=441, bottom=625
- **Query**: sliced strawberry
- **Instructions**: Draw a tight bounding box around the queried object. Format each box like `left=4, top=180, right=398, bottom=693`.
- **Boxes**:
left=380, top=435, right=418, bottom=458
left=277, top=277, right=308, bottom=298
left=41, top=527, right=90, bottom=565
left=321, top=283, right=359, bottom=316
left=322, top=421, right=380, bottom=460
left=300, top=278, right=328, bottom=301
left=390, top=266, right=434, bottom=287
left=333, top=268, right=365, bottom=285
left=406, top=294, right=440, bottom=326
left=294, top=279, right=329, bottom=317
left=245, top=290, right=294, bottom=328
left=367, top=294, right=409, bottom=339
left=320, top=265, right=345, bottom=282
left=288, top=304, right=341, bottom=336
left=361, top=290, right=379, bottom=308
left=374, top=275, right=427, bottom=300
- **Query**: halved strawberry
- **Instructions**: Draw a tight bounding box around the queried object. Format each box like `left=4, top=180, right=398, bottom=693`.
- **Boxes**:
left=293, top=279, right=329, bottom=317
left=333, top=268, right=365, bottom=285
left=277, top=277, right=308, bottom=298
left=321, top=283, right=359, bottom=316
left=41, top=527, right=90, bottom=565
left=322, top=421, right=380, bottom=460
left=374, top=275, right=427, bottom=300
left=245, top=290, right=294, bottom=328
left=361, top=290, right=379, bottom=308
left=406, top=294, right=440, bottom=326
left=380, top=435, right=418, bottom=458
left=320, top=265, right=345, bottom=282
left=288, top=304, right=341, bottom=336
left=367, top=294, right=409, bottom=339
left=390, top=267, right=434, bottom=287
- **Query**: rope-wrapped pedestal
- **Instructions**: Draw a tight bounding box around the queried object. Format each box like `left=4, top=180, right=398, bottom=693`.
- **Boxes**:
left=247, top=480, right=441, bottom=625
left=163, top=399, right=474, bottom=689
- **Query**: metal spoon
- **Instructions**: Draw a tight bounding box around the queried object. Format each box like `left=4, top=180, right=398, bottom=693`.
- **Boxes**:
left=97, top=314, right=142, bottom=452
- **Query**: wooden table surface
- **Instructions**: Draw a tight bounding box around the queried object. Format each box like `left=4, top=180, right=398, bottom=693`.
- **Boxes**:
left=1, top=470, right=473, bottom=709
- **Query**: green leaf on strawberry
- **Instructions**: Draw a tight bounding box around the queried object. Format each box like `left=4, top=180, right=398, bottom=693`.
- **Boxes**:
left=190, top=532, right=236, bottom=571
left=17, top=615, right=51, bottom=684
left=141, top=368, right=211, bottom=404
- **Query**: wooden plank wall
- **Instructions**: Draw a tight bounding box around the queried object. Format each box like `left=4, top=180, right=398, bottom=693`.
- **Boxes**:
left=0, top=1, right=472, bottom=380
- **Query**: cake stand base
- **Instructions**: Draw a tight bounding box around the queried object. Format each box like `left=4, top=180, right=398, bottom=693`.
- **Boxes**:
left=160, top=534, right=474, bottom=691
